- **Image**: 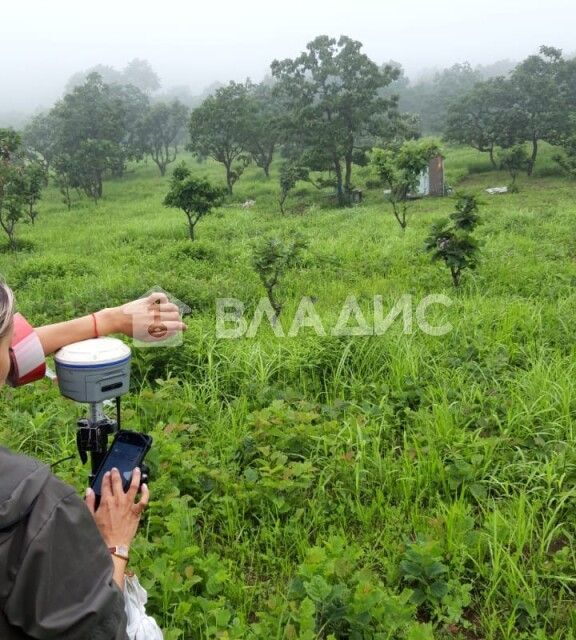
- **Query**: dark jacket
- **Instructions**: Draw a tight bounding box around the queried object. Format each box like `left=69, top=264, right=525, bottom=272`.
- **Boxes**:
left=0, top=446, right=128, bottom=639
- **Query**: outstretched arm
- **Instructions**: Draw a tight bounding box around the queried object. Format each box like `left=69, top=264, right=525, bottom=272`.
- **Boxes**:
left=35, top=292, right=187, bottom=356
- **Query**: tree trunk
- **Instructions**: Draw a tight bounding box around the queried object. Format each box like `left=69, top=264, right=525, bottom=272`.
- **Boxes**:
left=96, top=172, right=103, bottom=200
left=64, top=186, right=71, bottom=210
left=266, top=285, right=282, bottom=318
left=390, top=200, right=407, bottom=231
left=489, top=145, right=496, bottom=168
left=263, top=146, right=274, bottom=178
left=344, top=153, right=353, bottom=199
left=451, top=266, right=461, bottom=288
left=2, top=221, right=17, bottom=251
left=186, top=213, right=196, bottom=241
left=528, top=136, right=538, bottom=176
left=0, top=216, right=15, bottom=250
left=225, top=164, right=234, bottom=195
left=334, top=160, right=345, bottom=207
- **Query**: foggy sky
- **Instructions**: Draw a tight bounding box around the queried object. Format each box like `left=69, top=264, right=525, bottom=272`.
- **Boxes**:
left=1, top=0, right=573, bottom=115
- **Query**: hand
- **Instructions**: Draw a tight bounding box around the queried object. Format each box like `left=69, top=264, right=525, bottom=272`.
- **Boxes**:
left=86, top=467, right=149, bottom=549
left=97, top=292, right=187, bottom=342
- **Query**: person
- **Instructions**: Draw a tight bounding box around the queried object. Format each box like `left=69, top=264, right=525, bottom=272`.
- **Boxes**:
left=0, top=282, right=186, bottom=638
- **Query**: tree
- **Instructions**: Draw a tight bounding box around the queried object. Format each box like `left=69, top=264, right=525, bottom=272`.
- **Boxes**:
left=139, top=100, right=189, bottom=175
left=552, top=59, right=576, bottom=178
left=76, top=139, right=124, bottom=202
left=19, top=161, right=46, bottom=225
left=65, top=64, right=123, bottom=93
left=399, top=63, right=483, bottom=134
left=53, top=152, right=75, bottom=210
left=163, top=163, right=225, bottom=240
left=424, top=194, right=481, bottom=287
left=271, top=35, right=400, bottom=206
left=0, top=129, right=44, bottom=249
left=0, top=129, right=20, bottom=160
left=370, top=140, right=441, bottom=230
left=380, top=60, right=410, bottom=96
left=444, top=78, right=520, bottom=167
left=252, top=233, right=308, bottom=318
left=188, top=82, right=253, bottom=194
left=108, top=83, right=151, bottom=173
left=499, top=145, right=529, bottom=191
left=0, top=129, right=23, bottom=249
left=21, top=112, right=60, bottom=173
left=278, top=162, right=310, bottom=214
left=65, top=59, right=161, bottom=95
left=157, top=85, right=201, bottom=109
left=122, top=58, right=161, bottom=94
left=244, top=83, right=283, bottom=178
left=554, top=132, right=576, bottom=178
left=51, top=73, right=146, bottom=201
left=445, top=48, right=576, bottom=175
left=509, top=46, right=570, bottom=175
left=476, top=59, right=517, bottom=80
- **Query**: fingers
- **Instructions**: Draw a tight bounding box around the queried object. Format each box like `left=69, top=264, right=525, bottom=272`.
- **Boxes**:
left=152, top=311, right=184, bottom=324
left=125, top=295, right=186, bottom=319
left=150, top=308, right=185, bottom=327
left=159, top=320, right=187, bottom=332
left=135, top=483, right=150, bottom=515
left=101, top=471, right=113, bottom=502
left=151, top=303, right=180, bottom=314
left=126, top=467, right=141, bottom=502
left=110, top=468, right=124, bottom=497
left=94, top=466, right=148, bottom=505
left=85, top=487, right=96, bottom=514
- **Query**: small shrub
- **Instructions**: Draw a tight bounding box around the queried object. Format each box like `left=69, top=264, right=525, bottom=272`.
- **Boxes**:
left=400, top=539, right=472, bottom=624
left=370, top=140, right=442, bottom=231
left=424, top=193, right=482, bottom=287
left=278, top=162, right=310, bottom=214
left=253, top=537, right=416, bottom=638
left=499, top=145, right=530, bottom=190
left=251, top=232, right=308, bottom=317
left=163, top=163, right=225, bottom=241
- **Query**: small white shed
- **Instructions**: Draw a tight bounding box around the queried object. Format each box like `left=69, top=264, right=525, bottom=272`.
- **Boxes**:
left=415, top=155, right=445, bottom=197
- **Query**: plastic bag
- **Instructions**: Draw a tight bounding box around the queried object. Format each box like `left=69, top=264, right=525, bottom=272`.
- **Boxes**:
left=124, top=573, right=164, bottom=640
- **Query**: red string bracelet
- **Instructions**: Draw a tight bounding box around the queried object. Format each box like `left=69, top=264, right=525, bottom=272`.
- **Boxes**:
left=91, top=312, right=99, bottom=338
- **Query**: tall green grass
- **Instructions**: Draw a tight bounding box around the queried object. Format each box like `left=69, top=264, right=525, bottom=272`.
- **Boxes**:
left=1, top=147, right=575, bottom=639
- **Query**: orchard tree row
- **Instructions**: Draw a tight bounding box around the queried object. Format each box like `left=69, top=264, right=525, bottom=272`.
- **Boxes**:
left=187, top=35, right=417, bottom=204
left=22, top=74, right=189, bottom=206
left=19, top=35, right=421, bottom=210
left=7, top=39, right=576, bottom=252
left=444, top=46, right=576, bottom=176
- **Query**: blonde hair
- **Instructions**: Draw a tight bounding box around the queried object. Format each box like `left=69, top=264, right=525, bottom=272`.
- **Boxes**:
left=0, top=280, right=15, bottom=339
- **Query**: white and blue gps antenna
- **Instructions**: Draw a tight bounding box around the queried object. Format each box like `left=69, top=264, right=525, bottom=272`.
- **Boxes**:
left=54, top=338, right=132, bottom=481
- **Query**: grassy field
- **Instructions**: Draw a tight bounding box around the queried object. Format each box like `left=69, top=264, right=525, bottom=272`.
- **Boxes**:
left=1, top=144, right=575, bottom=639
